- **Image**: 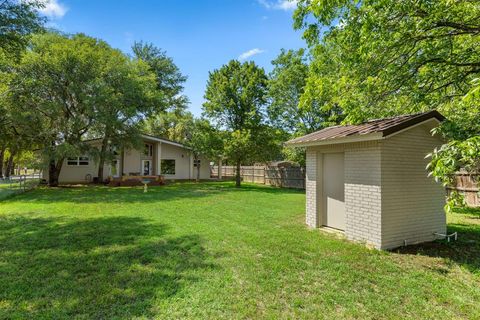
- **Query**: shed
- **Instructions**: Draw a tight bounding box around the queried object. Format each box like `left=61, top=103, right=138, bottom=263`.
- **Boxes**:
left=286, top=110, right=447, bottom=249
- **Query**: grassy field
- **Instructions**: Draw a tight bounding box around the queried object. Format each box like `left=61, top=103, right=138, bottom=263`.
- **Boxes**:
left=0, top=182, right=478, bottom=319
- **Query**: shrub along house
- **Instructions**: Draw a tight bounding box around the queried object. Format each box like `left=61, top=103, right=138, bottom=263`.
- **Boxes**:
left=286, top=110, right=447, bottom=249
left=42, top=134, right=211, bottom=184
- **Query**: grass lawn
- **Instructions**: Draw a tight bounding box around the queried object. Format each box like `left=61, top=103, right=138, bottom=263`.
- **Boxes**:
left=0, top=182, right=479, bottom=319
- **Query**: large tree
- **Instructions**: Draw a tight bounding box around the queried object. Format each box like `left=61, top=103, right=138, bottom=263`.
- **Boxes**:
left=203, top=60, right=270, bottom=187
left=185, top=118, right=223, bottom=182
left=143, top=109, right=195, bottom=144
left=132, top=41, right=188, bottom=111
left=268, top=48, right=343, bottom=134
left=293, top=0, right=480, bottom=138
left=294, top=0, right=480, bottom=206
left=8, top=33, right=158, bottom=186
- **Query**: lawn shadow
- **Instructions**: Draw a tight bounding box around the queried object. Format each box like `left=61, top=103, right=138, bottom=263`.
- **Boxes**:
left=6, top=181, right=304, bottom=204
left=0, top=215, right=218, bottom=319
left=394, top=210, right=480, bottom=274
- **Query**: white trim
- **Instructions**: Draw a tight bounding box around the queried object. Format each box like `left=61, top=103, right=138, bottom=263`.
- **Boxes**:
left=140, top=134, right=187, bottom=148
left=141, top=159, right=152, bottom=175
left=286, top=133, right=383, bottom=148
left=66, top=156, right=90, bottom=166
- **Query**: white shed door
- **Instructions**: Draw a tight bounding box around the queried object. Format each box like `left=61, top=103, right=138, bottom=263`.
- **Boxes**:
left=322, top=153, right=346, bottom=230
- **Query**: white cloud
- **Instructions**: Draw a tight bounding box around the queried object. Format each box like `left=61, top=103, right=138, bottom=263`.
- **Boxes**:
left=38, top=0, right=68, bottom=18
left=257, top=0, right=298, bottom=11
left=238, top=48, right=265, bottom=61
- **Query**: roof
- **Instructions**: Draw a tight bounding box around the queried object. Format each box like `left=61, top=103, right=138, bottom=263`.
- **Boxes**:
left=140, top=134, right=188, bottom=148
left=82, top=134, right=188, bottom=149
left=286, top=110, right=445, bottom=147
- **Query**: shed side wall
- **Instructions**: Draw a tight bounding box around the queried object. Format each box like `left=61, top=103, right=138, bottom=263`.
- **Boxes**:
left=381, top=125, right=446, bottom=249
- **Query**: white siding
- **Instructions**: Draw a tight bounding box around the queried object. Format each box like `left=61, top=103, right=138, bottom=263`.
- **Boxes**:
left=380, top=124, right=446, bottom=249
left=123, top=148, right=142, bottom=175
left=43, top=139, right=212, bottom=183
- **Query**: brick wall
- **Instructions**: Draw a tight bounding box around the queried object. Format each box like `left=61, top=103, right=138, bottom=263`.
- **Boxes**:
left=305, top=149, right=318, bottom=228
left=344, top=146, right=382, bottom=248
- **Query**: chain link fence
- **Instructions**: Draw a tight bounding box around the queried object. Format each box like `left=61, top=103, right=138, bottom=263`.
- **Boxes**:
left=0, top=174, right=42, bottom=200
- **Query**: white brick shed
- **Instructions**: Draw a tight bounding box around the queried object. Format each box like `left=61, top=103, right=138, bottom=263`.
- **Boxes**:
left=286, top=111, right=447, bottom=249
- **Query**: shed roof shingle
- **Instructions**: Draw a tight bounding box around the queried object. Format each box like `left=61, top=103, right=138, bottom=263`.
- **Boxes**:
left=286, top=110, right=445, bottom=146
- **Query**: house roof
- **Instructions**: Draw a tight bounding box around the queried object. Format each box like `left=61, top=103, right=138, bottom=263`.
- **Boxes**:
left=140, top=134, right=188, bottom=148
left=83, top=134, right=188, bottom=149
left=286, top=110, right=445, bottom=147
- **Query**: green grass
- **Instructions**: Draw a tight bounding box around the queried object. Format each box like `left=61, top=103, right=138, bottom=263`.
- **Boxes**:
left=0, top=182, right=479, bottom=319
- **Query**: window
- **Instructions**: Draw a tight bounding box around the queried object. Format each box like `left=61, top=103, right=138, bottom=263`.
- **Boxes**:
left=144, top=143, right=153, bottom=157
left=194, top=159, right=201, bottom=167
left=161, top=159, right=175, bottom=175
left=67, top=156, right=89, bottom=166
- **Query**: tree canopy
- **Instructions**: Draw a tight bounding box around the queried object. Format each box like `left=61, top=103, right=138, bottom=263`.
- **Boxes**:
left=6, top=32, right=159, bottom=185
left=0, top=0, right=44, bottom=60
left=293, top=0, right=480, bottom=139
left=203, top=60, right=279, bottom=186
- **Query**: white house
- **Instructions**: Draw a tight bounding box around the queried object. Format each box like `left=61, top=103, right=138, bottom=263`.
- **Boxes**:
left=286, top=110, right=447, bottom=249
left=43, top=134, right=211, bottom=184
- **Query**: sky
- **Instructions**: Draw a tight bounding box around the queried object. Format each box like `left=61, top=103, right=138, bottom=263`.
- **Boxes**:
left=39, top=0, right=306, bottom=116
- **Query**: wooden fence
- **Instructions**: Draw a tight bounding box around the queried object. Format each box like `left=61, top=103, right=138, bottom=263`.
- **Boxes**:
left=211, top=166, right=305, bottom=189
left=449, top=172, right=480, bottom=207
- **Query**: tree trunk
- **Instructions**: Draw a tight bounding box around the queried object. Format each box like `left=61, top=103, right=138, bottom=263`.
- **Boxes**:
left=235, top=161, right=241, bottom=187
left=97, top=138, right=108, bottom=183
left=5, top=152, right=15, bottom=178
left=0, top=147, right=5, bottom=179
left=48, top=158, right=64, bottom=187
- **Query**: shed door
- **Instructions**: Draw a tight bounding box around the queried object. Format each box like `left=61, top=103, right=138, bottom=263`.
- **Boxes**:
left=322, top=152, right=346, bottom=230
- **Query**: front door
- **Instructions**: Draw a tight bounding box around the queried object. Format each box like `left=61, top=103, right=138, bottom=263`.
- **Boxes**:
left=142, top=160, right=152, bottom=175
left=322, top=152, right=346, bottom=230
left=110, top=160, right=120, bottom=178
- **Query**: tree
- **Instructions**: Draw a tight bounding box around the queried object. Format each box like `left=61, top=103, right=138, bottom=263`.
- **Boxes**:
left=293, top=0, right=480, bottom=138
left=203, top=60, right=269, bottom=187
left=132, top=41, right=188, bottom=111
left=268, top=48, right=343, bottom=134
left=7, top=33, right=158, bottom=186
left=143, top=110, right=195, bottom=143
left=185, top=119, right=223, bottom=182
left=1, top=0, right=44, bottom=147
left=0, top=0, right=44, bottom=60
left=267, top=48, right=344, bottom=165
left=90, top=52, right=160, bottom=182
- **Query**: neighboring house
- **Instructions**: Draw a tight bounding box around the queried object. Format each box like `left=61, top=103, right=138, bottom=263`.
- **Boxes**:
left=42, top=134, right=211, bottom=184
left=286, top=110, right=446, bottom=250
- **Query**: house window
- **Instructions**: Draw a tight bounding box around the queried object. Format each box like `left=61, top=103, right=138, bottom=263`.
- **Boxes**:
left=161, top=159, right=175, bottom=175
left=144, top=143, right=153, bottom=157
left=67, top=156, right=90, bottom=166
left=194, top=159, right=201, bottom=167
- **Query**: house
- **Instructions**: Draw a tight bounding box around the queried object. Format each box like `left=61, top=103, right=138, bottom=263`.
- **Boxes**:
left=286, top=110, right=447, bottom=249
left=42, top=134, right=212, bottom=184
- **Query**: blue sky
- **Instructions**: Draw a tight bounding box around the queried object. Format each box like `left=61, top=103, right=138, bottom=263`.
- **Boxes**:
left=40, top=0, right=306, bottom=116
